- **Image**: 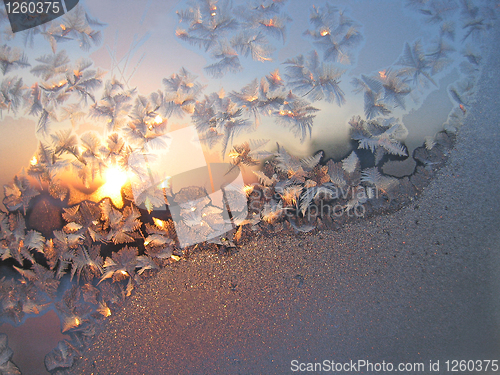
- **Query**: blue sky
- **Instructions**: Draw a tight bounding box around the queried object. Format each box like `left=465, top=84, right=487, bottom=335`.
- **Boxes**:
left=0, top=0, right=494, bottom=193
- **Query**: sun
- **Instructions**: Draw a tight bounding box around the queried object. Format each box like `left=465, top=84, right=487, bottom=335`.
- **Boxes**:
left=93, top=166, right=129, bottom=208
left=105, top=167, right=128, bottom=188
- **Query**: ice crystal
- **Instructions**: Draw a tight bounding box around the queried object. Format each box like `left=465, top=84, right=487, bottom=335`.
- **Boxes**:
left=273, top=92, right=319, bottom=143
left=3, top=175, right=39, bottom=214
left=0, top=333, right=21, bottom=374
left=90, top=78, right=135, bottom=132
left=101, top=246, right=140, bottom=283
left=69, top=245, right=103, bottom=283
left=350, top=116, right=408, bottom=164
left=233, top=1, right=291, bottom=42
left=341, top=151, right=360, bottom=174
left=59, top=5, right=103, bottom=51
left=228, top=139, right=272, bottom=169
left=204, top=41, right=243, bottom=78
left=304, top=3, right=363, bottom=65
left=193, top=91, right=253, bottom=156
left=284, top=51, right=346, bottom=105
left=0, top=44, right=30, bottom=75
left=30, top=51, right=70, bottom=81
left=100, top=200, right=141, bottom=245
left=0, top=75, right=25, bottom=113
left=162, top=68, right=204, bottom=118
left=231, top=31, right=274, bottom=62
left=396, top=40, right=437, bottom=88
left=379, top=69, right=412, bottom=110
left=426, top=38, right=456, bottom=75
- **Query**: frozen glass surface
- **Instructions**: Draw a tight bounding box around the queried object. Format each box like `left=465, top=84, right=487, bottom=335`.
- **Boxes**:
left=0, top=0, right=499, bottom=374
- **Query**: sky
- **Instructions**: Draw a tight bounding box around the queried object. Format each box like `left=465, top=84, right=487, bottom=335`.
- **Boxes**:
left=0, top=0, right=493, bottom=203
left=81, top=0, right=455, bottom=160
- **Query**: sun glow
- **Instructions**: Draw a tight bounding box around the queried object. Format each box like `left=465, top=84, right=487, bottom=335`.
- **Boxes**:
left=101, top=306, right=111, bottom=317
left=263, top=18, right=275, bottom=27
left=93, top=166, right=129, bottom=208
left=105, top=167, right=128, bottom=187
left=242, top=184, right=254, bottom=195
left=153, top=115, right=163, bottom=124
left=228, top=150, right=240, bottom=159
left=152, top=217, right=166, bottom=228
